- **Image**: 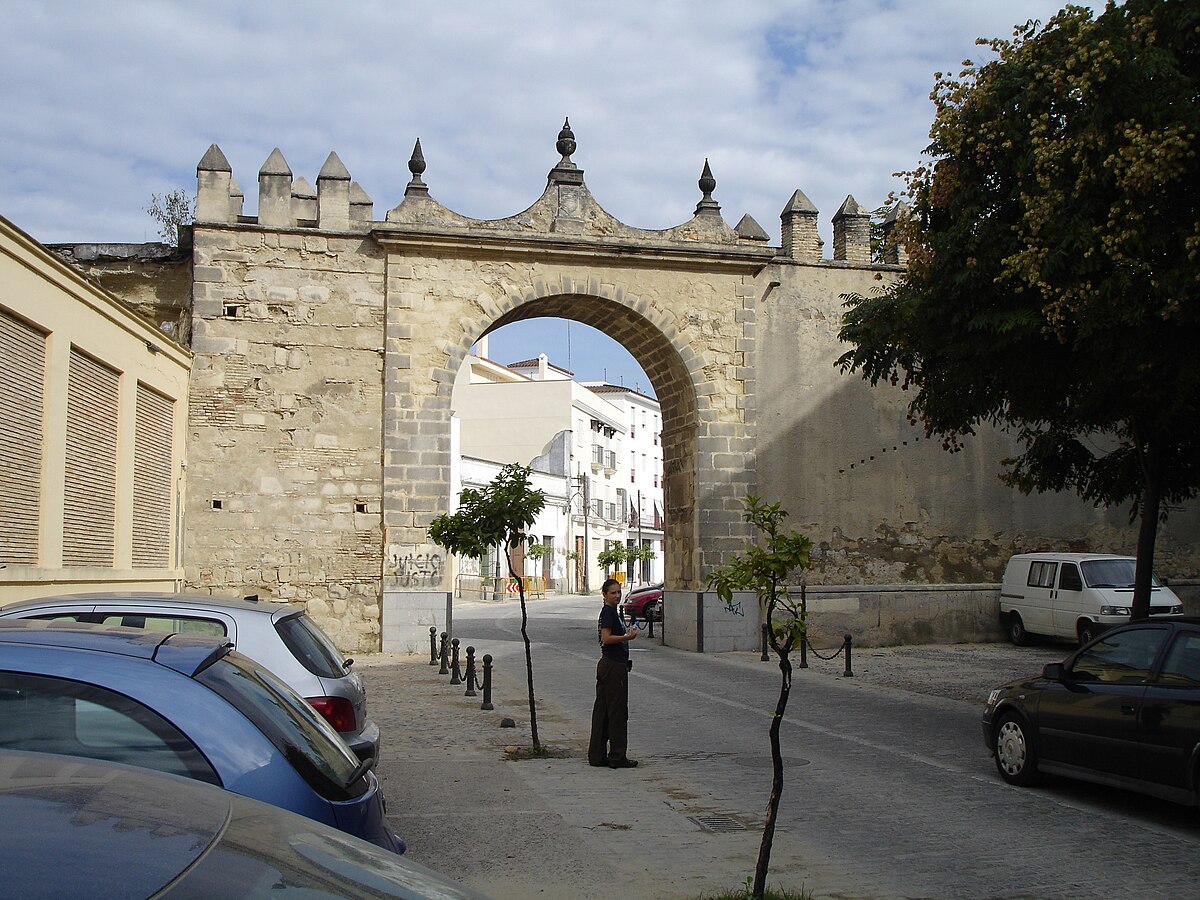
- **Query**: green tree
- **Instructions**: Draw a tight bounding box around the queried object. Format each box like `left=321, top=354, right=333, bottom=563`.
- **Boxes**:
left=428, top=464, right=547, bottom=749
left=838, top=0, right=1200, bottom=621
left=596, top=542, right=628, bottom=575
left=707, top=496, right=811, bottom=900
left=145, top=189, right=194, bottom=246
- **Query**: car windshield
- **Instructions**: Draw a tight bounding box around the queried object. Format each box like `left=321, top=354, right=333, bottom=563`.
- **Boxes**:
left=275, top=613, right=348, bottom=680
left=198, top=651, right=366, bottom=801
left=1081, top=559, right=1160, bottom=589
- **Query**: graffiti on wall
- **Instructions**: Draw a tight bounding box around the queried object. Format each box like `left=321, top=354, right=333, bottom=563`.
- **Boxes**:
left=387, top=544, right=444, bottom=587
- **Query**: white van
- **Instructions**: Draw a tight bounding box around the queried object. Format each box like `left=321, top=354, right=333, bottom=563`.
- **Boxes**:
left=1000, top=553, right=1184, bottom=646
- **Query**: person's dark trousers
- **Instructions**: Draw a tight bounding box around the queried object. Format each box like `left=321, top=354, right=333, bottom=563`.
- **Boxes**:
left=588, top=657, right=629, bottom=766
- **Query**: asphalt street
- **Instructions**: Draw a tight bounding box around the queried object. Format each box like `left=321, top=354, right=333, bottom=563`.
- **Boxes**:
left=362, top=594, right=1200, bottom=899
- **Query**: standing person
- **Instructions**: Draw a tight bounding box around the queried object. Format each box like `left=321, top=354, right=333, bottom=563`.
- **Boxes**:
left=589, top=578, right=639, bottom=768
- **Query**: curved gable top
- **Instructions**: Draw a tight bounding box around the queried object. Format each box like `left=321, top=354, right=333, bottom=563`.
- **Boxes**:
left=380, top=120, right=772, bottom=257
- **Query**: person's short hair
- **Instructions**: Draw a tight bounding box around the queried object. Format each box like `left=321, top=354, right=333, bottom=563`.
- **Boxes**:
left=601, top=578, right=620, bottom=594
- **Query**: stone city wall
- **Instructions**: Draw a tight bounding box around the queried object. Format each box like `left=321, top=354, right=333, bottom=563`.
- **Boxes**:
left=186, top=224, right=386, bottom=651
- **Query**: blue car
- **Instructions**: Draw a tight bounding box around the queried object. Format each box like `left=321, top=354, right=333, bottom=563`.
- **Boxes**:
left=0, top=749, right=482, bottom=899
left=0, top=620, right=403, bottom=853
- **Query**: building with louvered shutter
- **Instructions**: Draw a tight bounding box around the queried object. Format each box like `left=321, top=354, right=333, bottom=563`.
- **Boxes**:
left=0, top=216, right=191, bottom=605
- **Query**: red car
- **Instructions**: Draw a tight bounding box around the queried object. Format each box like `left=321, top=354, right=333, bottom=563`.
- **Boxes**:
left=620, top=583, right=663, bottom=625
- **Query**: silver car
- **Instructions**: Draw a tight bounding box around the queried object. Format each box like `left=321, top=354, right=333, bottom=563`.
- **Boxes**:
left=0, top=592, right=380, bottom=765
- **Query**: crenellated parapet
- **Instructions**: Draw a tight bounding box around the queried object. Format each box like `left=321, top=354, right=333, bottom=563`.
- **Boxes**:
left=196, top=144, right=374, bottom=232
left=194, top=121, right=902, bottom=267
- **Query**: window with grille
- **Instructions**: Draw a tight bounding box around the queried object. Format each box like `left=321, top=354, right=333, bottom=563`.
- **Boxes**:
left=133, top=383, right=175, bottom=567
left=63, top=349, right=118, bottom=567
left=0, top=308, right=46, bottom=565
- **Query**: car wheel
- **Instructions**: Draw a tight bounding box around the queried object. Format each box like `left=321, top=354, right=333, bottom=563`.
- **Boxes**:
left=994, top=714, right=1039, bottom=787
left=1008, top=613, right=1029, bottom=646
left=1077, top=620, right=1099, bottom=646
left=644, top=601, right=659, bottom=624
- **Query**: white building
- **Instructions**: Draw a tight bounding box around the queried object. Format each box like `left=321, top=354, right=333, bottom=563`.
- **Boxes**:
left=449, top=340, right=663, bottom=594
left=585, top=383, right=664, bottom=587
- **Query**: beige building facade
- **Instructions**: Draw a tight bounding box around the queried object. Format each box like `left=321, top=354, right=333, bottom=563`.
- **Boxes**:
left=0, top=216, right=191, bottom=604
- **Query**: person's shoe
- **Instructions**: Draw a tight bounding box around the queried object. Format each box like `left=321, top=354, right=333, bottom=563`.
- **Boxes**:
left=608, top=758, right=639, bottom=768
left=588, top=760, right=608, bottom=767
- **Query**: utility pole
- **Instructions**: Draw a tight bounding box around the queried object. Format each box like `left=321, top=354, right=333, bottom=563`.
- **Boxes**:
left=582, top=475, right=590, bottom=593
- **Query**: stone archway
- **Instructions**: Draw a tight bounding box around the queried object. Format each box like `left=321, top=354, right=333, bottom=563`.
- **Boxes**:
left=482, top=293, right=700, bottom=590
left=183, top=128, right=1172, bottom=656
left=369, top=122, right=781, bottom=652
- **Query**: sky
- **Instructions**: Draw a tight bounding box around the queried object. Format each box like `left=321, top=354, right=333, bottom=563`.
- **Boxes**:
left=1, top=0, right=1108, bottom=393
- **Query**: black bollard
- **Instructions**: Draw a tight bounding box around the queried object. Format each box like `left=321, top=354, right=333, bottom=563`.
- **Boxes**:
left=439, top=632, right=449, bottom=675
left=799, top=632, right=808, bottom=669
left=843, top=633, right=854, bottom=677
left=760, top=623, right=770, bottom=662
left=480, top=653, right=494, bottom=711
left=450, top=638, right=462, bottom=685
left=429, top=626, right=438, bottom=665
left=464, top=646, right=477, bottom=697
left=647, top=611, right=655, bottom=639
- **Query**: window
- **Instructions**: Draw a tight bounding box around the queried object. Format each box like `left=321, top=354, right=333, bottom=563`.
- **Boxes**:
left=0, top=671, right=219, bottom=784
left=63, top=349, right=119, bottom=567
left=1059, top=563, right=1082, bottom=592
left=1027, top=561, right=1057, bottom=589
left=1159, top=634, right=1200, bottom=686
left=275, top=613, right=348, bottom=679
left=0, top=308, right=46, bottom=565
left=1071, top=627, right=1167, bottom=684
left=198, top=652, right=366, bottom=802
left=98, top=614, right=225, bottom=638
left=133, top=383, right=174, bottom=568
left=1082, top=558, right=1155, bottom=589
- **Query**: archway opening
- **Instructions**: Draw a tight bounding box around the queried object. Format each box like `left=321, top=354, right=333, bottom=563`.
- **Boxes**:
left=446, top=296, right=698, bottom=599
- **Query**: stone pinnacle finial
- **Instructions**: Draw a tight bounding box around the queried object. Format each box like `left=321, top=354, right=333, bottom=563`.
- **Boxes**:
left=406, top=138, right=429, bottom=197
left=556, top=118, right=576, bottom=163
left=694, top=158, right=721, bottom=217
left=548, top=118, right=584, bottom=185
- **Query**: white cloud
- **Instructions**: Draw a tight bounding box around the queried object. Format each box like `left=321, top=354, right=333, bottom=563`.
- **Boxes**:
left=0, top=0, right=1106, bottom=249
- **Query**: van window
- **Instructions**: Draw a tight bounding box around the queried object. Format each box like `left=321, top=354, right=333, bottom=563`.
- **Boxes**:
left=1058, top=564, right=1082, bottom=592
left=1081, top=558, right=1159, bottom=589
left=1027, top=561, right=1058, bottom=588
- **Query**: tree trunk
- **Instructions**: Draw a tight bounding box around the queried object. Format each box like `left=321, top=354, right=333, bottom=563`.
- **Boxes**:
left=508, top=550, right=541, bottom=749
left=1132, top=440, right=1164, bottom=621
left=753, top=640, right=792, bottom=898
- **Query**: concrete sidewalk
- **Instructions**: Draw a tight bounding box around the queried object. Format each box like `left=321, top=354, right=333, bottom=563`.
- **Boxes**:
left=357, top=638, right=1067, bottom=899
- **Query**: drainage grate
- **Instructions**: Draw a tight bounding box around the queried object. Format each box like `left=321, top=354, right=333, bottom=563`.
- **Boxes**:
left=690, top=815, right=748, bottom=834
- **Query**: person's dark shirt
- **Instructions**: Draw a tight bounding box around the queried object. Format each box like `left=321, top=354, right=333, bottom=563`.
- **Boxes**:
left=597, top=604, right=629, bottom=662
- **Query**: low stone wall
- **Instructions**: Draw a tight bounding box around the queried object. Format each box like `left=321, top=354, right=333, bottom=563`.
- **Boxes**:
left=1172, top=580, right=1200, bottom=615
left=663, top=584, right=1006, bottom=653
left=802, top=584, right=1004, bottom=648
left=665, top=580, right=1200, bottom=653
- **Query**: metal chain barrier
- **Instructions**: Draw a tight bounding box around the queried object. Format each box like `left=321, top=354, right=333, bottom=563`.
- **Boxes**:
left=435, top=637, right=495, bottom=710
left=761, top=624, right=854, bottom=677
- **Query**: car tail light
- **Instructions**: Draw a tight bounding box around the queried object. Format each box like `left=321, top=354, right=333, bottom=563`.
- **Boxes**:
left=307, top=696, right=356, bottom=733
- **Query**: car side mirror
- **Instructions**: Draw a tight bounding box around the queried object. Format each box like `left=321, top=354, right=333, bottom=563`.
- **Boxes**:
left=1042, top=662, right=1065, bottom=681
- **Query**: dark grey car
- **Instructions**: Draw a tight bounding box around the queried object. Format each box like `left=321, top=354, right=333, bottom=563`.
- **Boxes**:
left=0, top=749, right=485, bottom=899
left=0, top=592, right=380, bottom=765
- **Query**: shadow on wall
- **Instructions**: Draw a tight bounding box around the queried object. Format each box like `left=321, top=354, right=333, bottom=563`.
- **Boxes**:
left=753, top=367, right=1200, bottom=586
